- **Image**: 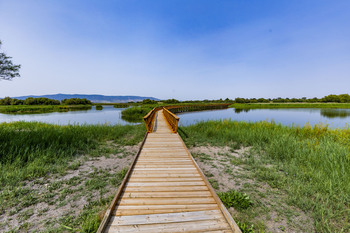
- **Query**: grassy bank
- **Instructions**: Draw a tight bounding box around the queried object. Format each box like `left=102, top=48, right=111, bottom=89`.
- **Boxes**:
left=0, top=122, right=146, bottom=231
left=230, top=102, right=350, bottom=109
left=0, top=122, right=145, bottom=187
left=0, top=105, right=92, bottom=114
left=181, top=120, right=350, bottom=232
left=121, top=105, right=155, bottom=122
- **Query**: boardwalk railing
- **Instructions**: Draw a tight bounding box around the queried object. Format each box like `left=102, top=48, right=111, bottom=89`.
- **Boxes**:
left=144, top=104, right=230, bottom=133
left=143, top=107, right=162, bottom=133
left=162, top=107, right=180, bottom=133
left=162, top=103, right=230, bottom=133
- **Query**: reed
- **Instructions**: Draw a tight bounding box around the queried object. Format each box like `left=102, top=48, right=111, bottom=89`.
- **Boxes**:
left=113, top=103, right=129, bottom=108
left=121, top=105, right=154, bottom=122
left=0, top=105, right=92, bottom=114
left=0, top=122, right=145, bottom=188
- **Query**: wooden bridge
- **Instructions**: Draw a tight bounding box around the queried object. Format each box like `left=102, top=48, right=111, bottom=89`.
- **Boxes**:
left=98, top=105, right=241, bottom=232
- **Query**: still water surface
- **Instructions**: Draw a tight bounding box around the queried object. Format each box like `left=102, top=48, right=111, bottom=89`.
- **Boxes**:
left=0, top=106, right=349, bottom=129
left=0, top=105, right=132, bottom=125
left=178, top=108, right=350, bottom=129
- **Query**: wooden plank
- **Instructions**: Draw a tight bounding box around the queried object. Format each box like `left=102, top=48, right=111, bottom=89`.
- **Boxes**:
left=124, top=186, right=209, bottom=192
left=136, top=159, right=192, bottom=162
left=128, top=177, right=203, bottom=182
left=132, top=168, right=197, bottom=171
left=114, top=208, right=220, bottom=216
left=114, top=204, right=219, bottom=211
left=121, top=191, right=212, bottom=198
left=131, top=171, right=200, bottom=175
left=126, top=181, right=206, bottom=186
left=105, top=218, right=231, bottom=232
left=129, top=174, right=201, bottom=178
left=109, top=210, right=223, bottom=226
left=131, top=171, right=198, bottom=174
left=134, top=165, right=194, bottom=168
left=118, top=197, right=216, bottom=205
left=114, top=208, right=218, bottom=216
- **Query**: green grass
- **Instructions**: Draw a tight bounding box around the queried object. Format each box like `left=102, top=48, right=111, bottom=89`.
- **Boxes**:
left=182, top=120, right=350, bottom=232
left=121, top=105, right=155, bottom=122
left=0, top=122, right=145, bottom=188
left=218, top=190, right=253, bottom=210
left=230, top=103, right=350, bottom=109
left=57, top=168, right=128, bottom=233
left=0, top=122, right=144, bottom=231
left=0, top=105, right=92, bottom=114
left=95, top=105, right=103, bottom=110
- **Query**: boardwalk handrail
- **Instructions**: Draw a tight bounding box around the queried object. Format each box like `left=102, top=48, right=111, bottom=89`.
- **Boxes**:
left=143, top=107, right=162, bottom=133
left=144, top=104, right=230, bottom=133
left=162, top=103, right=231, bottom=133
left=162, top=107, right=180, bottom=133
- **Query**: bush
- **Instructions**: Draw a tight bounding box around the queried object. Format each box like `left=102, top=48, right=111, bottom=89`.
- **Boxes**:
left=61, top=98, right=92, bottom=105
left=218, top=190, right=253, bottom=210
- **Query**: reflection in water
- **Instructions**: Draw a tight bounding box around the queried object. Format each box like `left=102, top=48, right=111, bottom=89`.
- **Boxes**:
left=320, top=109, right=350, bottom=118
left=96, top=105, right=103, bottom=110
left=178, top=108, right=350, bottom=129
left=234, top=108, right=251, bottom=114
left=2, top=106, right=350, bottom=129
left=0, top=106, right=135, bottom=125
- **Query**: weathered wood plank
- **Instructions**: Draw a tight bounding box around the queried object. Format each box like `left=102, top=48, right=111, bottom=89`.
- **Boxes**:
left=126, top=181, right=206, bottom=186
left=124, top=186, right=209, bottom=192
left=129, top=174, right=201, bottom=178
left=109, top=210, right=223, bottom=226
left=121, top=191, right=212, bottom=198
left=117, top=197, right=216, bottom=205
left=105, top=218, right=231, bottom=232
left=114, top=208, right=218, bottom=216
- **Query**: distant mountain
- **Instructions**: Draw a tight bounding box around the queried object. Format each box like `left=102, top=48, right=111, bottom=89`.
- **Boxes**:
left=11, top=94, right=160, bottom=103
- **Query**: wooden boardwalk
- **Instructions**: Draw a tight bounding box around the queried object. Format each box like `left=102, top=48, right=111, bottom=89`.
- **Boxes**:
left=98, top=109, right=241, bottom=232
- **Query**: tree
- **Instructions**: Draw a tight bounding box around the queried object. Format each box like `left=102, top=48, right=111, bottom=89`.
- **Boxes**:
left=0, top=40, right=21, bottom=80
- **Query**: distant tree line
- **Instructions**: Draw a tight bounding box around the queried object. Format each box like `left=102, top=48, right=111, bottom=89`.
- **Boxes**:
left=232, top=94, right=350, bottom=104
left=61, top=98, right=92, bottom=105
left=142, top=94, right=350, bottom=105
left=0, top=97, right=92, bottom=105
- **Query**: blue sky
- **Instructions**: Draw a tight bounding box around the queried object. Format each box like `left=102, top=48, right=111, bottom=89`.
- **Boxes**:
left=0, top=0, right=349, bottom=100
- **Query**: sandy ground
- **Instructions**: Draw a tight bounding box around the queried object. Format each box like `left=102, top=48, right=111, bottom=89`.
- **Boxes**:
left=189, top=145, right=315, bottom=233
left=0, top=144, right=139, bottom=232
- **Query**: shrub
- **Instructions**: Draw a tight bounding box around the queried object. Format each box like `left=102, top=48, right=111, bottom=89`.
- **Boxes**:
left=218, top=190, right=253, bottom=210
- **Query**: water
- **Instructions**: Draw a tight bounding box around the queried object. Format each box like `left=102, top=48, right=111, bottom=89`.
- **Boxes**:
left=0, top=105, right=134, bottom=125
left=177, top=108, right=350, bottom=129
left=1, top=106, right=350, bottom=128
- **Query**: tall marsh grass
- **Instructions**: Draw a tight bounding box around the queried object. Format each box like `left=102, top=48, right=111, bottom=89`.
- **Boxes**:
left=0, top=122, right=145, bottom=187
left=0, top=105, right=92, bottom=114
left=121, top=106, right=154, bottom=122
left=182, top=120, right=350, bottom=232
